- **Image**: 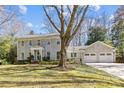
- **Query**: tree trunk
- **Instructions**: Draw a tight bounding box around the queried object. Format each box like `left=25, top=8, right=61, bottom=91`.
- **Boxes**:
left=59, top=38, right=66, bottom=68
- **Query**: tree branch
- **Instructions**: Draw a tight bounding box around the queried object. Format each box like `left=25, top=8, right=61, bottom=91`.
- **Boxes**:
left=54, top=6, right=68, bottom=28
left=0, top=10, right=15, bottom=26
left=72, top=6, right=89, bottom=38
left=43, top=6, right=61, bottom=33
left=60, top=5, right=64, bottom=36
left=63, top=5, right=79, bottom=38
left=67, top=5, right=89, bottom=45
left=72, top=6, right=85, bottom=34
left=53, top=6, right=61, bottom=22
left=67, top=5, right=72, bottom=15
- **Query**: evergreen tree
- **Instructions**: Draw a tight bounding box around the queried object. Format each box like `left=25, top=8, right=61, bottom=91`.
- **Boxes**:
left=86, top=26, right=107, bottom=45
left=111, top=5, right=124, bottom=61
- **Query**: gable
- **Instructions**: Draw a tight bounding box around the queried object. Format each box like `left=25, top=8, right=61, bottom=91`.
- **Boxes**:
left=84, top=41, right=115, bottom=53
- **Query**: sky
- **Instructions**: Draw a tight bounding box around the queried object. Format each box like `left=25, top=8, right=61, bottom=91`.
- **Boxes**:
left=17, top=5, right=120, bottom=34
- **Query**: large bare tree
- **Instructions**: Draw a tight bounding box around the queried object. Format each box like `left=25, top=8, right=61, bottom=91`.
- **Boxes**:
left=0, top=6, right=16, bottom=27
left=0, top=6, right=31, bottom=36
left=43, top=5, right=89, bottom=68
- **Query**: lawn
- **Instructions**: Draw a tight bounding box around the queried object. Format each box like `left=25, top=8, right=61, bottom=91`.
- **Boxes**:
left=0, top=64, right=124, bottom=88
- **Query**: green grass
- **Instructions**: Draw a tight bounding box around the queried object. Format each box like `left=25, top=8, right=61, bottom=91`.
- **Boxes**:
left=0, top=64, right=123, bottom=87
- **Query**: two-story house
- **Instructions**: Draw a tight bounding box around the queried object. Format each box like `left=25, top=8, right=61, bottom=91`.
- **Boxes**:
left=17, top=33, right=61, bottom=61
left=16, top=33, right=116, bottom=63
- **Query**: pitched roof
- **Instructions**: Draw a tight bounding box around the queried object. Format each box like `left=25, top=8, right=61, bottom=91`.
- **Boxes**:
left=67, top=46, right=87, bottom=50
left=85, top=41, right=115, bottom=50
left=16, top=33, right=60, bottom=39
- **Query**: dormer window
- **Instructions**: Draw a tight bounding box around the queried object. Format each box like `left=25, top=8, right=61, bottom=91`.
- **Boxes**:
left=38, top=40, right=40, bottom=46
left=21, top=41, right=24, bottom=46
left=29, top=40, right=32, bottom=46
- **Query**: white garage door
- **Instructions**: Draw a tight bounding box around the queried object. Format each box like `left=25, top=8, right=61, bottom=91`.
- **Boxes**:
left=99, top=52, right=114, bottom=63
left=84, top=53, right=97, bottom=63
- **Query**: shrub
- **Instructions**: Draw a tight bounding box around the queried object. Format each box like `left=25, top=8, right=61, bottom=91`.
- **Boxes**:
left=42, top=57, right=50, bottom=61
left=16, top=60, right=29, bottom=64
left=40, top=61, right=59, bottom=65
left=0, top=59, right=9, bottom=65
left=116, top=56, right=124, bottom=63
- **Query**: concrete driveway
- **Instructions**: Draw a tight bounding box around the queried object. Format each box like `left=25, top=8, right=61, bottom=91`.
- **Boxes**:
left=86, top=63, right=124, bottom=80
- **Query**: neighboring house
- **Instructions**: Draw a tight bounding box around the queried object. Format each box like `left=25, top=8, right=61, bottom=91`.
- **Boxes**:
left=16, top=33, right=116, bottom=63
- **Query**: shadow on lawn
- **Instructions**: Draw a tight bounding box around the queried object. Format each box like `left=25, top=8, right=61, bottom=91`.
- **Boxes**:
left=0, top=65, right=124, bottom=87
left=0, top=65, right=48, bottom=74
left=78, top=65, right=123, bottom=79
left=0, top=79, right=124, bottom=87
left=0, top=65, right=60, bottom=78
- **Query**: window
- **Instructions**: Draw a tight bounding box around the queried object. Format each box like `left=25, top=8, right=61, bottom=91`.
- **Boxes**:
left=57, top=51, right=60, bottom=59
left=100, top=53, right=105, bottom=56
left=74, top=53, right=77, bottom=57
left=85, top=54, right=89, bottom=56
left=107, top=53, right=112, bottom=56
left=47, top=52, right=50, bottom=60
left=91, top=54, right=95, bottom=56
left=21, top=53, right=24, bottom=60
left=71, top=53, right=73, bottom=57
left=29, top=52, right=31, bottom=57
left=57, top=41, right=60, bottom=45
left=38, top=40, right=40, bottom=46
left=29, top=40, right=32, bottom=46
left=47, top=41, right=50, bottom=45
left=21, top=41, right=24, bottom=46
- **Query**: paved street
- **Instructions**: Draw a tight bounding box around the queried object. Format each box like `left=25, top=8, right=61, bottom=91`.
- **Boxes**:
left=86, top=63, right=124, bottom=80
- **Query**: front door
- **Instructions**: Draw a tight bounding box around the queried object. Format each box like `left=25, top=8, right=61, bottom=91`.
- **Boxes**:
left=34, top=50, right=41, bottom=61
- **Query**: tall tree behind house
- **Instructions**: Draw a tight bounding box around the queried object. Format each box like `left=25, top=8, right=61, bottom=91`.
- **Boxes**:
left=111, top=5, right=124, bottom=48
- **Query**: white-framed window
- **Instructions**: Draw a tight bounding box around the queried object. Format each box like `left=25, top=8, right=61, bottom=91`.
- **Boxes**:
left=57, top=51, right=60, bottom=59
left=57, top=41, right=60, bottom=45
left=47, top=41, right=50, bottom=45
left=21, top=53, right=24, bottom=60
left=47, top=51, right=50, bottom=59
left=74, top=53, right=77, bottom=57
left=21, top=41, right=24, bottom=46
left=100, top=53, right=105, bottom=56
left=71, top=53, right=77, bottom=57
left=71, top=53, right=73, bottom=57
left=107, top=53, right=112, bottom=56
left=29, top=52, right=31, bottom=57
left=91, top=54, right=95, bottom=56
left=37, top=40, right=40, bottom=46
left=29, top=40, right=32, bottom=46
left=85, top=54, right=89, bottom=56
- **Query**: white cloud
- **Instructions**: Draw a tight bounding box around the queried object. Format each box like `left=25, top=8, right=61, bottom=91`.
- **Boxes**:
left=91, top=5, right=101, bottom=11
left=35, top=24, right=46, bottom=29
left=41, top=23, right=46, bottom=28
left=109, top=14, right=114, bottom=20
left=26, top=22, right=33, bottom=28
left=35, top=25, right=39, bottom=28
left=18, top=5, right=27, bottom=15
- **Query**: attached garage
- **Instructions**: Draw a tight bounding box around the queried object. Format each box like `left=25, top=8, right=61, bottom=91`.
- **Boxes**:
left=84, top=53, right=97, bottom=63
left=82, top=41, right=116, bottom=63
left=99, top=52, right=114, bottom=63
